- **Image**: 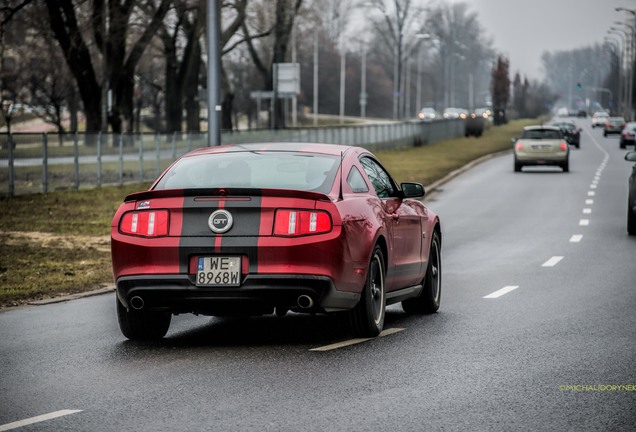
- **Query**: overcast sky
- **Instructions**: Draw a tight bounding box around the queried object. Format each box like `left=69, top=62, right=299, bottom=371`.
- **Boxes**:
left=450, top=0, right=636, bottom=81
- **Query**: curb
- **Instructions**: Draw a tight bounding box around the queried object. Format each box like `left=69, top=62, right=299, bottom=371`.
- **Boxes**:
left=27, top=285, right=115, bottom=306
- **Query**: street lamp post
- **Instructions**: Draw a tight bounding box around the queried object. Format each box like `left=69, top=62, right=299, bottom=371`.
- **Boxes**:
left=360, top=39, right=367, bottom=119
left=1, top=98, right=14, bottom=196
left=450, top=52, right=465, bottom=108
left=613, top=22, right=634, bottom=118
left=605, top=37, right=623, bottom=114
left=339, top=32, right=346, bottom=125
left=614, top=7, right=636, bottom=120
left=413, top=34, right=431, bottom=118
left=609, top=27, right=632, bottom=119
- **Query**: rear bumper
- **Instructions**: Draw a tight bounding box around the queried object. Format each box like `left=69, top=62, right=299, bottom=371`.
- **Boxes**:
left=515, top=151, right=568, bottom=165
left=116, top=274, right=360, bottom=315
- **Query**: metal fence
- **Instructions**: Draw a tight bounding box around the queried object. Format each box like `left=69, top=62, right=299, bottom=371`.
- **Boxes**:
left=0, top=119, right=464, bottom=196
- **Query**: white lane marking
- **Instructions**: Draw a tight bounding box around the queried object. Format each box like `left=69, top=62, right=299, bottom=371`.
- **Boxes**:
left=588, top=191, right=595, bottom=196
left=310, top=327, right=405, bottom=352
left=583, top=208, right=592, bottom=214
left=585, top=199, right=594, bottom=205
left=483, top=285, right=519, bottom=299
left=580, top=219, right=590, bottom=226
left=0, top=410, right=82, bottom=432
left=570, top=235, right=583, bottom=242
left=542, top=256, right=564, bottom=267
left=590, top=184, right=597, bottom=189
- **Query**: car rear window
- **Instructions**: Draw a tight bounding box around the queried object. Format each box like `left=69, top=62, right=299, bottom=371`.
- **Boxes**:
left=521, top=129, right=562, bottom=139
left=154, top=151, right=340, bottom=193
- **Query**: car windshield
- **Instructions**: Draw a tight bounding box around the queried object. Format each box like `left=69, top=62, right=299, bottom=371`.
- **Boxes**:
left=154, top=151, right=340, bottom=193
left=521, top=129, right=562, bottom=139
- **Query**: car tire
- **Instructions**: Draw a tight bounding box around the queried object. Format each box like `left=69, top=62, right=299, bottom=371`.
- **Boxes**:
left=350, top=245, right=386, bottom=337
left=402, top=230, right=442, bottom=314
left=604, top=131, right=607, bottom=137
left=562, top=159, right=570, bottom=173
left=620, top=140, right=626, bottom=149
left=628, top=204, right=636, bottom=236
left=514, top=159, right=522, bottom=172
left=116, top=296, right=171, bottom=340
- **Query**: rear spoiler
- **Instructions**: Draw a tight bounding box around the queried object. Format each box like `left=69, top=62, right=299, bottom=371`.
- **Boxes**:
left=124, top=188, right=333, bottom=203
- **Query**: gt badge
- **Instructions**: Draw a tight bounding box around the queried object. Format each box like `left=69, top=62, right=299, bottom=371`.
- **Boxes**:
left=208, top=209, right=233, bottom=233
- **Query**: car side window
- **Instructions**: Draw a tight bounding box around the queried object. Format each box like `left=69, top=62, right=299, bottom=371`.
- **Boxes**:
left=347, top=166, right=369, bottom=193
left=359, top=157, right=395, bottom=198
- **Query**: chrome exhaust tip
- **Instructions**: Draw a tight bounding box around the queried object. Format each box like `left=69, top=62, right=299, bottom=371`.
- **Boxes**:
left=297, top=295, right=314, bottom=309
left=130, top=296, right=144, bottom=310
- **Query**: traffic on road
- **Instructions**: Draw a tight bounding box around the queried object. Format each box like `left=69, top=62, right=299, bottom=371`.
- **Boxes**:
left=1, top=117, right=634, bottom=431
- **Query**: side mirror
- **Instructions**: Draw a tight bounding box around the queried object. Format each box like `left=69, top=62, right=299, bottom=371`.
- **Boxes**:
left=625, top=151, right=636, bottom=162
left=401, top=182, right=425, bottom=199
left=511, top=137, right=518, bottom=144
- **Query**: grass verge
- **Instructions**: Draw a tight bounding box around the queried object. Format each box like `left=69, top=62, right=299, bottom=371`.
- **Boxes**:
left=0, top=119, right=536, bottom=308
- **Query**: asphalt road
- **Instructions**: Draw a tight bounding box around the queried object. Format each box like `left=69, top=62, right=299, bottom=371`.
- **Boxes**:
left=1, top=117, right=634, bottom=431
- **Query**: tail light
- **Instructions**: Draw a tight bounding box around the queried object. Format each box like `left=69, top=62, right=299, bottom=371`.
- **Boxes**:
left=273, top=209, right=332, bottom=236
left=120, top=210, right=169, bottom=237
left=418, top=112, right=424, bottom=119
left=516, top=142, right=524, bottom=151
left=560, top=142, right=568, bottom=151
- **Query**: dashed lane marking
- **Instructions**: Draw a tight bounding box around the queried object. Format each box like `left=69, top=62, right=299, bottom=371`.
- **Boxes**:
left=483, top=285, right=519, bottom=299
left=0, top=410, right=82, bottom=432
left=542, top=256, right=564, bottom=267
left=570, top=235, right=583, bottom=242
left=580, top=219, right=590, bottom=226
left=310, top=328, right=405, bottom=352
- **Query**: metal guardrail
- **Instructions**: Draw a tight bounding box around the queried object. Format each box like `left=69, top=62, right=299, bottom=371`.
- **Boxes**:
left=0, top=120, right=464, bottom=196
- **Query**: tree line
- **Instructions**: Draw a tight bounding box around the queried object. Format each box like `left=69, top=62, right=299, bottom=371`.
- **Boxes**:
left=0, top=0, right=558, bottom=137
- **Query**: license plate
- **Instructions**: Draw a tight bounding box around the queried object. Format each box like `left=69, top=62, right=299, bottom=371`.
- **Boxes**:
left=196, top=256, right=241, bottom=286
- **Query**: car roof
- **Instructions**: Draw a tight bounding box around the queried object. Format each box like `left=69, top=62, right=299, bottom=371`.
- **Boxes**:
left=523, top=125, right=561, bottom=131
left=184, top=142, right=359, bottom=158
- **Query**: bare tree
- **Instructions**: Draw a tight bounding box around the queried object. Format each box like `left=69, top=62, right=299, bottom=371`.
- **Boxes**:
left=241, top=0, right=303, bottom=128
left=363, top=0, right=428, bottom=119
left=425, top=1, right=493, bottom=110
left=44, top=0, right=171, bottom=134
left=1, top=0, right=33, bottom=141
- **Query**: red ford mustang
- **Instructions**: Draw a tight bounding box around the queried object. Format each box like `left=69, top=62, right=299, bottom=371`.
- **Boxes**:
left=111, top=143, right=442, bottom=339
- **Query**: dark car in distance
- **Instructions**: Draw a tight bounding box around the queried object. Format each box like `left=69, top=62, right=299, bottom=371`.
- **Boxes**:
left=620, top=122, right=636, bottom=149
left=604, top=117, right=626, bottom=137
left=626, top=151, right=636, bottom=235
left=111, top=143, right=443, bottom=340
left=552, top=121, right=581, bottom=148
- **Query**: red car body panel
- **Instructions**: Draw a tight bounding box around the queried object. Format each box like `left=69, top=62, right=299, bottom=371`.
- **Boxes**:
left=111, top=143, right=440, bottom=316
